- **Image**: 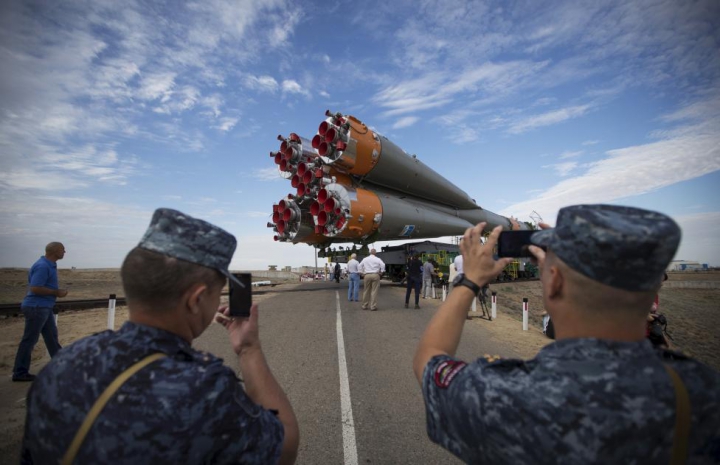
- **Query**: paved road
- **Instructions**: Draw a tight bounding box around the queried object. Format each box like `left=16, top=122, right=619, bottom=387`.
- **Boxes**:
left=195, top=281, right=522, bottom=465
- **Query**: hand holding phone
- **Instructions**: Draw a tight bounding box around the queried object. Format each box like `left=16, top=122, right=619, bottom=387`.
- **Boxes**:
left=497, top=230, right=538, bottom=258
left=229, top=273, right=252, bottom=317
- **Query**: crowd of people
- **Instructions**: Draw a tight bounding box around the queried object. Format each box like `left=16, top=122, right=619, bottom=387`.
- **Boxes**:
left=13, top=204, right=719, bottom=463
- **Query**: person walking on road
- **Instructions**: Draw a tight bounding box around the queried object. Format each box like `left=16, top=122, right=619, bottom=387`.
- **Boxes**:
left=334, top=262, right=341, bottom=283
left=359, top=249, right=385, bottom=311
left=12, top=242, right=68, bottom=382
left=405, top=253, right=423, bottom=309
left=347, top=253, right=360, bottom=302
left=21, top=209, right=299, bottom=464
left=422, top=259, right=436, bottom=299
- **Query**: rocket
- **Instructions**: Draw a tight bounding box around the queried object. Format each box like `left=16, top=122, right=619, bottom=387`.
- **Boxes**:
left=268, top=110, right=528, bottom=245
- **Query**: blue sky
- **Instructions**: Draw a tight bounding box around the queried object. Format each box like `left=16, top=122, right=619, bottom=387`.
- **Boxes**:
left=1, top=0, right=718, bottom=270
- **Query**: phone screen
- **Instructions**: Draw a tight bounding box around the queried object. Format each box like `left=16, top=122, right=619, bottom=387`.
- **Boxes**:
left=229, top=273, right=252, bottom=317
left=497, top=231, right=536, bottom=258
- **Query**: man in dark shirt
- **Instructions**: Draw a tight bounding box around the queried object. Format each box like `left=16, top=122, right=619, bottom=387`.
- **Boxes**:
left=21, top=208, right=299, bottom=464
left=12, top=242, right=68, bottom=382
left=405, top=253, right=423, bottom=309
left=414, top=204, right=719, bottom=463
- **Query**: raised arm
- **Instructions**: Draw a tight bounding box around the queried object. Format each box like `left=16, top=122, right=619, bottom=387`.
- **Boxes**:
left=413, top=223, right=511, bottom=383
left=217, top=305, right=299, bottom=464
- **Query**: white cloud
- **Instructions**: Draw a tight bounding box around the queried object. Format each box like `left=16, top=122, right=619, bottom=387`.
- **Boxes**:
left=244, top=75, right=279, bottom=93
left=501, top=107, right=720, bottom=221
left=281, top=79, right=309, bottom=96
left=202, top=94, right=224, bottom=117
left=137, top=72, right=177, bottom=101
left=268, top=8, right=302, bottom=47
left=543, top=161, right=578, bottom=176
left=215, top=117, right=239, bottom=132
left=153, top=85, right=200, bottom=114
left=392, top=116, right=419, bottom=129
left=318, top=90, right=330, bottom=98
left=582, top=140, right=600, bottom=146
left=559, top=150, right=583, bottom=159
left=373, top=61, right=549, bottom=116
left=533, top=97, right=556, bottom=106
left=508, top=105, right=591, bottom=134
left=0, top=170, right=88, bottom=191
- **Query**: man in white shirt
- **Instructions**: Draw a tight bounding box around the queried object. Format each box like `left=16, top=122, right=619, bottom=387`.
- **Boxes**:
left=359, top=249, right=385, bottom=311
left=453, top=254, right=463, bottom=274
left=422, top=260, right=436, bottom=299
left=346, top=253, right=360, bottom=302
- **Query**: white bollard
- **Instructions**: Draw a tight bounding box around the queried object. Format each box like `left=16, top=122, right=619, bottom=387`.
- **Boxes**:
left=491, top=292, right=497, bottom=319
left=522, top=297, right=529, bottom=331
left=432, top=284, right=436, bottom=299
left=442, top=285, right=447, bottom=301
left=107, top=294, right=116, bottom=330
left=471, top=297, right=477, bottom=312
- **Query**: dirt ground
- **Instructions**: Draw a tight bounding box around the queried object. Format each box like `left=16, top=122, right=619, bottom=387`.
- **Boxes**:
left=486, top=271, right=720, bottom=371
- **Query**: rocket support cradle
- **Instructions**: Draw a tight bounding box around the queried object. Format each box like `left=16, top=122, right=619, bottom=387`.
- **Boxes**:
left=268, top=111, right=526, bottom=246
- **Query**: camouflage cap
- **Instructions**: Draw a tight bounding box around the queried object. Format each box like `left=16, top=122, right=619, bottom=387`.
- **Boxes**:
left=531, top=204, right=681, bottom=291
left=138, top=208, right=244, bottom=287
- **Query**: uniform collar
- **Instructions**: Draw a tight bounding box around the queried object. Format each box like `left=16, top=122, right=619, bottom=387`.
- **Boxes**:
left=118, top=321, right=195, bottom=358
left=40, top=256, right=57, bottom=268
left=536, top=337, right=656, bottom=361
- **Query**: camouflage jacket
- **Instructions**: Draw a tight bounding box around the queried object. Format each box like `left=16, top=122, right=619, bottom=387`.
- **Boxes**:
left=422, top=338, right=719, bottom=464
left=21, top=321, right=283, bottom=464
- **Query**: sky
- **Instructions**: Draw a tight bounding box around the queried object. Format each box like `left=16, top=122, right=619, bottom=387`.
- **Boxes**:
left=0, top=0, right=719, bottom=270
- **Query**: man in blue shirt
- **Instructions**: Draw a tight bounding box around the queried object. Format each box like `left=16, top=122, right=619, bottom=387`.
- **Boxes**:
left=12, top=242, right=68, bottom=382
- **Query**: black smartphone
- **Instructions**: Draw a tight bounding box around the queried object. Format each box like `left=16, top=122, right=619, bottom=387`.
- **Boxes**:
left=497, top=231, right=537, bottom=257
left=229, top=273, right=252, bottom=317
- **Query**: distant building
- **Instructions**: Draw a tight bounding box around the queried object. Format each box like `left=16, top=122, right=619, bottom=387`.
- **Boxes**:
left=667, top=260, right=709, bottom=271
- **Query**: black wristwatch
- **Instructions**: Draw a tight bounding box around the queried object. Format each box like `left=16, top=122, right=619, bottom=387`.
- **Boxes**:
left=452, top=273, right=482, bottom=296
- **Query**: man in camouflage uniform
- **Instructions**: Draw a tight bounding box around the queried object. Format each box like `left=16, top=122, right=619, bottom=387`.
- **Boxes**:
left=414, top=204, right=719, bottom=464
left=21, top=208, right=299, bottom=464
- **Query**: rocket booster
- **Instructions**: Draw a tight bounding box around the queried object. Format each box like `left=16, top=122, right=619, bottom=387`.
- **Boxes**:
left=314, top=112, right=477, bottom=209
left=267, top=111, right=527, bottom=246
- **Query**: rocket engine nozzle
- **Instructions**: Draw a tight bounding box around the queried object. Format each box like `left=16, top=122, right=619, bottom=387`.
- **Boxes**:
left=318, top=141, right=334, bottom=157
left=310, top=200, right=321, bottom=216
left=302, top=170, right=314, bottom=185
left=317, top=210, right=328, bottom=226
left=323, top=197, right=336, bottom=213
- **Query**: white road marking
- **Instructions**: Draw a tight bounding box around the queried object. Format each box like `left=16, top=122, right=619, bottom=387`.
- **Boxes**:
left=336, top=292, right=358, bottom=465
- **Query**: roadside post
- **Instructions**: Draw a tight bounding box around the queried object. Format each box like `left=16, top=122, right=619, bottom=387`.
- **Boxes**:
left=522, top=297, right=529, bottom=331
left=491, top=292, right=497, bottom=319
left=108, top=294, right=116, bottom=330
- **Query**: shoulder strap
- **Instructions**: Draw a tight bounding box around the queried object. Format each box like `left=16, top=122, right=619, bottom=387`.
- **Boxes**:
left=61, top=353, right=167, bottom=465
left=663, top=364, right=691, bottom=465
